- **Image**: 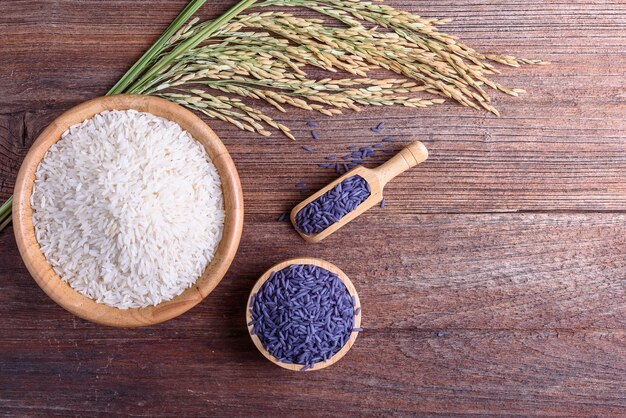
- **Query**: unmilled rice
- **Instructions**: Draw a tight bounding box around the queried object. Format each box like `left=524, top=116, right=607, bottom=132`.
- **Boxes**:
left=31, top=109, right=225, bottom=309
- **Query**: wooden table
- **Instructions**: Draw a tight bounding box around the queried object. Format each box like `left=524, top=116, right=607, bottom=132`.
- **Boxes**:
left=1, top=1, right=625, bottom=416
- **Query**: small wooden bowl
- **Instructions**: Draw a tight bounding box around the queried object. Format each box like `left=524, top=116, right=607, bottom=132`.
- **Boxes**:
left=246, top=257, right=361, bottom=372
left=13, top=95, right=244, bottom=327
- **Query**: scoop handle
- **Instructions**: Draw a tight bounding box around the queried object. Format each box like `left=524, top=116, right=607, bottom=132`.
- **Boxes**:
left=373, top=141, right=428, bottom=187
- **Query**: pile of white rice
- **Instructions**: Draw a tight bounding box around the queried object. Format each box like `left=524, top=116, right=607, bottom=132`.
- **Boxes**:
left=31, top=109, right=225, bottom=309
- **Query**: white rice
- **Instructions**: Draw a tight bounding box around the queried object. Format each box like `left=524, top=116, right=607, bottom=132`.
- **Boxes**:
left=30, top=109, right=225, bottom=309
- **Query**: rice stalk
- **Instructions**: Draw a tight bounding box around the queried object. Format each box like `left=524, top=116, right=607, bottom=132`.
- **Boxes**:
left=0, top=0, right=545, bottom=231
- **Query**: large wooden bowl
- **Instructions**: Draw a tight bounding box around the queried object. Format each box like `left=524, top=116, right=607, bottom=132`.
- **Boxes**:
left=13, top=95, right=244, bottom=327
left=246, top=257, right=361, bottom=371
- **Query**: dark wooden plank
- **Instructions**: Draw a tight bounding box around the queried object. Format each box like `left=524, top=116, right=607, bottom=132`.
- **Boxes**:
left=3, top=103, right=626, bottom=211
left=1, top=214, right=625, bottom=415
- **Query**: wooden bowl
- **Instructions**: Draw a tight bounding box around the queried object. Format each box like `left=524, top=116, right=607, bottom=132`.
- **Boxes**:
left=246, top=257, right=361, bottom=371
left=12, top=95, right=244, bottom=327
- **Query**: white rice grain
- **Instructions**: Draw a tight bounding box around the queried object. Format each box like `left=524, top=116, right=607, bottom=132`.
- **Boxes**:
left=31, top=109, right=225, bottom=309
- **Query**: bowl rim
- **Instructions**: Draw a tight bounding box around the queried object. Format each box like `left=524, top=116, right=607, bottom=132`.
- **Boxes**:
left=13, top=94, right=244, bottom=327
left=246, top=257, right=361, bottom=371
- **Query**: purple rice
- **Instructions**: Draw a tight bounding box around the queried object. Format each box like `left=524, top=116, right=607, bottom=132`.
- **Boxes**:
left=382, top=137, right=394, bottom=142
left=371, top=122, right=385, bottom=133
left=250, top=264, right=359, bottom=369
left=296, top=182, right=306, bottom=188
left=295, top=175, right=371, bottom=235
left=311, top=131, right=320, bottom=140
left=306, top=121, right=318, bottom=127
left=380, top=198, right=385, bottom=208
left=302, top=145, right=314, bottom=153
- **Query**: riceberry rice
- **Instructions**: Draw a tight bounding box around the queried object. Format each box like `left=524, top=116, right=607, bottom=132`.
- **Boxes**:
left=371, top=122, right=385, bottom=133
left=302, top=145, right=314, bottom=153
left=295, top=175, right=371, bottom=235
left=306, top=121, right=318, bottom=127
left=380, top=198, right=386, bottom=208
left=250, top=264, right=359, bottom=370
left=311, top=131, right=320, bottom=140
left=277, top=213, right=290, bottom=222
left=382, top=137, right=394, bottom=142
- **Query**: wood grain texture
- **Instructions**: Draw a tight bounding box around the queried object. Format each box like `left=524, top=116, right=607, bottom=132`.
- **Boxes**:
left=0, top=0, right=625, bottom=416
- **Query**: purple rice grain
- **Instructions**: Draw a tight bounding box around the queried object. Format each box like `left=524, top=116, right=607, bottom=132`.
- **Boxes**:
left=382, top=137, right=394, bottom=142
left=347, top=146, right=358, bottom=151
left=325, top=156, right=337, bottom=160
left=371, top=122, right=385, bottom=133
left=277, top=213, right=289, bottom=222
left=373, top=143, right=383, bottom=148
left=302, top=145, right=314, bottom=153
left=380, top=198, right=385, bottom=208
left=296, top=182, right=306, bottom=188
left=306, top=121, right=318, bottom=127
left=250, top=264, right=358, bottom=369
left=295, top=175, right=371, bottom=235
left=311, top=131, right=320, bottom=140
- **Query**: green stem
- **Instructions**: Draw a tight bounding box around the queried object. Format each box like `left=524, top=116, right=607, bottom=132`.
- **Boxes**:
left=127, top=0, right=258, bottom=94
left=107, top=0, right=208, bottom=95
left=0, top=196, right=13, bottom=232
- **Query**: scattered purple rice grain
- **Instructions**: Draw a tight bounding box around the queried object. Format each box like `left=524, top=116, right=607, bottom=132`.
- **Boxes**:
left=383, top=149, right=396, bottom=153
left=373, top=143, right=383, bottom=148
left=319, top=163, right=335, bottom=168
left=277, top=213, right=289, bottom=222
left=325, top=156, right=337, bottom=160
left=371, top=122, right=385, bottom=133
left=306, top=121, right=318, bottom=127
left=335, top=164, right=341, bottom=174
left=347, top=145, right=358, bottom=151
left=382, top=137, right=394, bottom=142
left=350, top=152, right=362, bottom=158
left=352, top=159, right=364, bottom=164
left=343, top=163, right=349, bottom=172
left=437, top=331, right=445, bottom=337
left=250, top=264, right=357, bottom=370
left=296, top=182, right=306, bottom=188
left=341, top=154, right=352, bottom=160
left=380, top=198, right=385, bottom=208
left=311, top=131, right=320, bottom=140
left=302, top=145, right=314, bottom=153
left=295, top=175, right=371, bottom=235
left=355, top=307, right=361, bottom=316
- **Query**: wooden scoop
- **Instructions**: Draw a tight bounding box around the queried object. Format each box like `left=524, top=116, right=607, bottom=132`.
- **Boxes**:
left=291, top=141, right=428, bottom=243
